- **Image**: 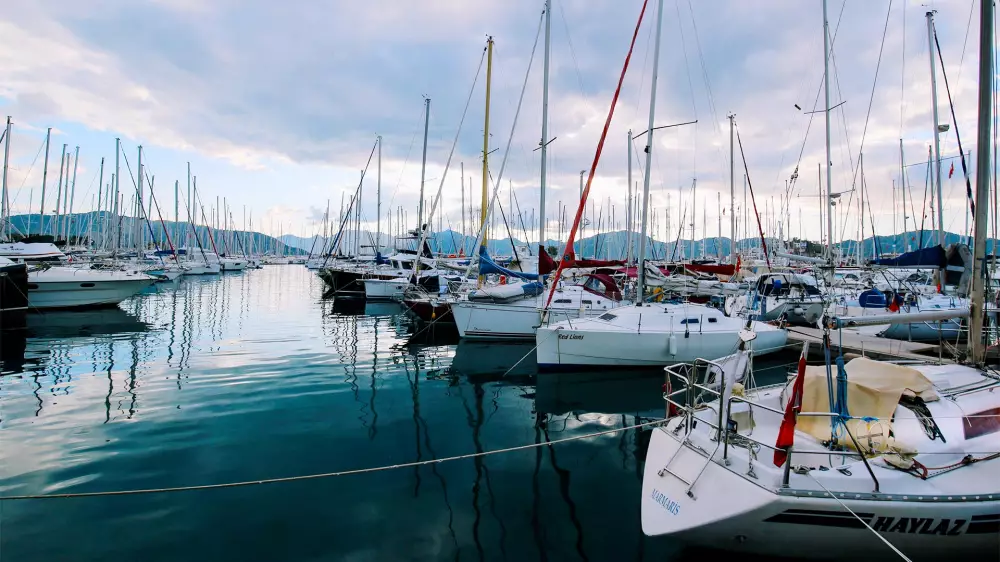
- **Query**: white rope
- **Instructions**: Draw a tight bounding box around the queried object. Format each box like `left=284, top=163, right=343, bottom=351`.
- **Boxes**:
left=0, top=418, right=666, bottom=501
left=806, top=472, right=913, bottom=562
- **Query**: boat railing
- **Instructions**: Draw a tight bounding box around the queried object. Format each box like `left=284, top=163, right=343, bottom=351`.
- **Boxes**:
left=662, top=359, right=874, bottom=494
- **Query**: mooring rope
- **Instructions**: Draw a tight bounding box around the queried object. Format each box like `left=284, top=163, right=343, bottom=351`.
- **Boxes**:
left=0, top=418, right=666, bottom=501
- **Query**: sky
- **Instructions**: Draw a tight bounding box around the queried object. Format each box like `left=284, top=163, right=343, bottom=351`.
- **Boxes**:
left=0, top=0, right=991, bottom=246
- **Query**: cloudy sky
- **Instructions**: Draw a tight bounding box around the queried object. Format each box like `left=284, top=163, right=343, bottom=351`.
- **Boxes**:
left=0, top=0, right=988, bottom=246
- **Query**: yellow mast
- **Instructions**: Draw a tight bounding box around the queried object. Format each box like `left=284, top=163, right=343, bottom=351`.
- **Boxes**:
left=479, top=36, right=494, bottom=285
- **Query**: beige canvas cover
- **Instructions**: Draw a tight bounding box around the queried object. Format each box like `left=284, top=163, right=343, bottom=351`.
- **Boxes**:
left=795, top=357, right=939, bottom=452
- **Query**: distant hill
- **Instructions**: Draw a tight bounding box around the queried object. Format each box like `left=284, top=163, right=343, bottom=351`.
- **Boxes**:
left=8, top=212, right=993, bottom=259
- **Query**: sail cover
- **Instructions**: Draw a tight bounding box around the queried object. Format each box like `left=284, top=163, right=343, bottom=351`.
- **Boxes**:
left=872, top=245, right=946, bottom=268
left=478, top=246, right=541, bottom=281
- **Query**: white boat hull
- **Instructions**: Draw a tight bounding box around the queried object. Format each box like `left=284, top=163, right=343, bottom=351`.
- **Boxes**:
left=183, top=263, right=221, bottom=275
left=363, top=278, right=409, bottom=301
left=220, top=259, right=246, bottom=272
left=641, top=426, right=1000, bottom=560
left=452, top=301, right=611, bottom=340
left=536, top=325, right=786, bottom=367
left=27, top=269, right=157, bottom=309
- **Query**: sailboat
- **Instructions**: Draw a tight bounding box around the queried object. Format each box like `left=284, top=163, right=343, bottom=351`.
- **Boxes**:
left=451, top=1, right=632, bottom=340
left=640, top=2, right=1000, bottom=559
left=534, top=0, right=784, bottom=369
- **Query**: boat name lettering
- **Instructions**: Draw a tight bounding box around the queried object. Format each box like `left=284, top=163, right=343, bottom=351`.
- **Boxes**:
left=557, top=333, right=584, bottom=340
left=650, top=489, right=680, bottom=516
left=871, top=516, right=967, bottom=536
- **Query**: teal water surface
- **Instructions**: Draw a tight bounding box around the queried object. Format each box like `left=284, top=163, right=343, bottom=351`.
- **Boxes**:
left=0, top=266, right=792, bottom=561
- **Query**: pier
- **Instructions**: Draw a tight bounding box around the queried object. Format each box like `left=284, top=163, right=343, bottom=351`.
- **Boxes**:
left=785, top=326, right=954, bottom=363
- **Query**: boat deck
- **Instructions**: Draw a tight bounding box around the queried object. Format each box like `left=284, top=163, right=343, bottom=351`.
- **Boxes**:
left=786, top=326, right=953, bottom=363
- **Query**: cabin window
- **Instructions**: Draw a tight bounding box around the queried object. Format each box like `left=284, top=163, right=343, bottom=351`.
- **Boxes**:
left=80, top=283, right=96, bottom=288
left=27, top=283, right=39, bottom=290
left=680, top=318, right=700, bottom=325
left=581, top=300, right=593, bottom=305
left=708, top=317, right=718, bottom=323
left=554, top=299, right=572, bottom=304
left=598, top=313, right=617, bottom=321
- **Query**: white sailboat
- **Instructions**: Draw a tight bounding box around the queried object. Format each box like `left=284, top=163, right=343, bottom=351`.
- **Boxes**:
left=535, top=0, right=783, bottom=369
left=25, top=265, right=156, bottom=309
left=641, top=3, right=1000, bottom=559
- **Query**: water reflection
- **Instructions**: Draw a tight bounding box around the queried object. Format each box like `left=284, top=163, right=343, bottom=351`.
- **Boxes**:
left=1, top=266, right=690, bottom=561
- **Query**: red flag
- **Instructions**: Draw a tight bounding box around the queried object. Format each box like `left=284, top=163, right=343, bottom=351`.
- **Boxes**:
left=949, top=162, right=955, bottom=178
left=774, top=344, right=809, bottom=467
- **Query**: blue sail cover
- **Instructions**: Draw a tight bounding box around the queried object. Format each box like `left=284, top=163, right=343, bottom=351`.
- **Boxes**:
left=477, top=246, right=541, bottom=281
left=872, top=245, right=946, bottom=268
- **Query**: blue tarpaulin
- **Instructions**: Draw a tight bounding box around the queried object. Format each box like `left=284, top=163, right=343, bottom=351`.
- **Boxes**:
left=872, top=245, right=946, bottom=268
left=477, top=246, right=541, bottom=281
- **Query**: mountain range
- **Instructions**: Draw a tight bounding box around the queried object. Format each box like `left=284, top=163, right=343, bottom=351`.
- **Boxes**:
left=7, top=212, right=993, bottom=259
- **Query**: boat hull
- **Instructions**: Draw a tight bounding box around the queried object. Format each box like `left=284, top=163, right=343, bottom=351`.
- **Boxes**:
left=27, top=275, right=156, bottom=309
left=641, top=427, right=1000, bottom=560
left=535, top=325, right=786, bottom=368
left=363, top=278, right=409, bottom=301
left=403, top=298, right=454, bottom=323
left=1, top=261, right=29, bottom=327
left=452, top=301, right=609, bottom=340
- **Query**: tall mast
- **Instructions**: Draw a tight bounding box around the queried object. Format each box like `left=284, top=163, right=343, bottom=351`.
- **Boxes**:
left=728, top=113, right=735, bottom=262
left=823, top=0, right=834, bottom=265
left=691, top=179, right=697, bottom=259
left=899, top=139, right=908, bottom=250
left=480, top=37, right=494, bottom=263
left=0, top=116, right=9, bottom=240
left=538, top=0, right=552, bottom=270
left=37, top=128, right=51, bottom=236
left=174, top=179, right=180, bottom=251
left=969, top=0, right=993, bottom=364
left=626, top=130, right=633, bottom=265
left=96, top=157, right=104, bottom=248
left=66, top=145, right=79, bottom=243
left=137, top=146, right=144, bottom=250
left=113, top=139, right=120, bottom=251
left=717, top=191, right=722, bottom=259
left=54, top=144, right=66, bottom=239
left=926, top=11, right=945, bottom=247
left=376, top=135, right=382, bottom=254
left=461, top=162, right=466, bottom=245
left=636, top=0, right=666, bottom=300
left=419, top=97, right=430, bottom=230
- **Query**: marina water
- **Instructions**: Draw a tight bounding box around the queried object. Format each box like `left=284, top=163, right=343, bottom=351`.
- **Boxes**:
left=1, top=266, right=793, bottom=561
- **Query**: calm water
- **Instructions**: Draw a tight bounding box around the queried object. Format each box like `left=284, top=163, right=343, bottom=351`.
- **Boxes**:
left=0, top=267, right=794, bottom=561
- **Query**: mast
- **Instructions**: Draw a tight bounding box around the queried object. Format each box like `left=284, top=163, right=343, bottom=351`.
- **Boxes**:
left=186, top=162, right=192, bottom=257
left=480, top=37, right=494, bottom=267
left=900, top=139, right=908, bottom=250
left=690, top=178, right=697, bottom=260
left=96, top=158, right=104, bottom=247
left=728, top=113, right=735, bottom=262
left=538, top=0, right=551, bottom=270
left=636, top=0, right=666, bottom=301
left=969, top=0, right=993, bottom=364
left=717, top=191, right=722, bottom=259
left=823, top=0, right=834, bottom=266
left=37, top=128, right=51, bottom=236
left=926, top=11, right=945, bottom=248
left=626, top=129, right=633, bottom=265
left=0, top=116, right=9, bottom=240
left=461, top=162, right=466, bottom=247
left=66, top=145, right=79, bottom=244
left=54, top=144, right=66, bottom=239
left=113, top=139, right=120, bottom=251
left=137, top=146, right=144, bottom=250
left=174, top=179, right=179, bottom=251
left=376, top=135, right=382, bottom=254
left=419, top=97, right=430, bottom=230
